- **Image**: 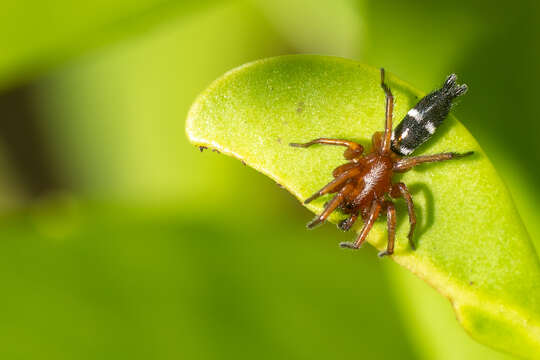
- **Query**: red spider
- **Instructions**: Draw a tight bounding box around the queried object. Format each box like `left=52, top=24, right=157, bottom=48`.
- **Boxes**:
left=290, top=69, right=472, bottom=257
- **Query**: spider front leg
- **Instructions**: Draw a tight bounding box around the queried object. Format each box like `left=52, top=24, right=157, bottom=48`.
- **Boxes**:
left=391, top=182, right=416, bottom=250
left=303, top=167, right=361, bottom=204
left=378, top=201, right=396, bottom=257
left=340, top=201, right=382, bottom=249
left=290, top=138, right=364, bottom=160
left=307, top=183, right=354, bottom=229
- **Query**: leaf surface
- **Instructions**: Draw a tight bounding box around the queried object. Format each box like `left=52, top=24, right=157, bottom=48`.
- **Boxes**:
left=186, top=55, right=540, bottom=358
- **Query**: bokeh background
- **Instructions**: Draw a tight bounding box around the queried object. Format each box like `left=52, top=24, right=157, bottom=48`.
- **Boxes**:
left=1, top=0, right=538, bottom=359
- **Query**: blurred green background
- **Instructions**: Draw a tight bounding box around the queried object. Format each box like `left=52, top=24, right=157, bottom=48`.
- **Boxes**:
left=0, top=0, right=538, bottom=359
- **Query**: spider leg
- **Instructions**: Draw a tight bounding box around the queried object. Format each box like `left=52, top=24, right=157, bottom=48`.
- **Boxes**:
left=393, top=151, right=473, bottom=172
left=307, top=183, right=353, bottom=229
left=371, top=131, right=384, bottom=150
left=304, top=167, right=361, bottom=204
left=380, top=68, right=394, bottom=153
left=340, top=200, right=382, bottom=249
left=290, top=138, right=364, bottom=160
left=391, top=182, right=416, bottom=250
left=333, top=162, right=360, bottom=178
left=378, top=201, right=396, bottom=257
left=338, top=213, right=359, bottom=231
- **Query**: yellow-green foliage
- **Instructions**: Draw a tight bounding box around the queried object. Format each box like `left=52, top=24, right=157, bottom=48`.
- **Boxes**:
left=187, top=55, right=540, bottom=358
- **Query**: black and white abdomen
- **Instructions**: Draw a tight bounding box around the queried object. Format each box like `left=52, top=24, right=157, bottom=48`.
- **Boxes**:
left=391, top=74, right=468, bottom=156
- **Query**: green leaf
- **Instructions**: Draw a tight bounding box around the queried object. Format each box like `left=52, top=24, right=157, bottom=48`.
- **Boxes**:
left=186, top=55, right=540, bottom=358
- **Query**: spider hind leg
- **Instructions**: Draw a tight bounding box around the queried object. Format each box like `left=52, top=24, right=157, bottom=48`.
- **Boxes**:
left=391, top=182, right=416, bottom=250
left=378, top=201, right=397, bottom=257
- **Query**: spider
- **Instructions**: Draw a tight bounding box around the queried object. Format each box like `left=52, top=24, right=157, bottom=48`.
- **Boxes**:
left=290, top=69, right=472, bottom=257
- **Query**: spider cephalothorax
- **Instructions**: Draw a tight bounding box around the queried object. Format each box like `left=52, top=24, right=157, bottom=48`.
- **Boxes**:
left=290, top=69, right=472, bottom=257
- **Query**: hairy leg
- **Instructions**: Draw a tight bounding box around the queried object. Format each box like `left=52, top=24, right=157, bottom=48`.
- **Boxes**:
left=307, top=184, right=354, bottom=229
left=333, top=162, right=359, bottom=178
left=380, top=68, right=394, bottom=153
left=371, top=131, right=383, bottom=150
left=378, top=201, right=396, bottom=257
left=304, top=167, right=361, bottom=204
left=290, top=138, right=364, bottom=160
left=391, top=182, right=416, bottom=250
left=393, top=151, right=473, bottom=172
left=340, top=200, right=382, bottom=249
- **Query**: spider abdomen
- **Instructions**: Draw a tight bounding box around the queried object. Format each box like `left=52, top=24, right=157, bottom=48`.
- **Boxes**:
left=391, top=74, right=468, bottom=156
